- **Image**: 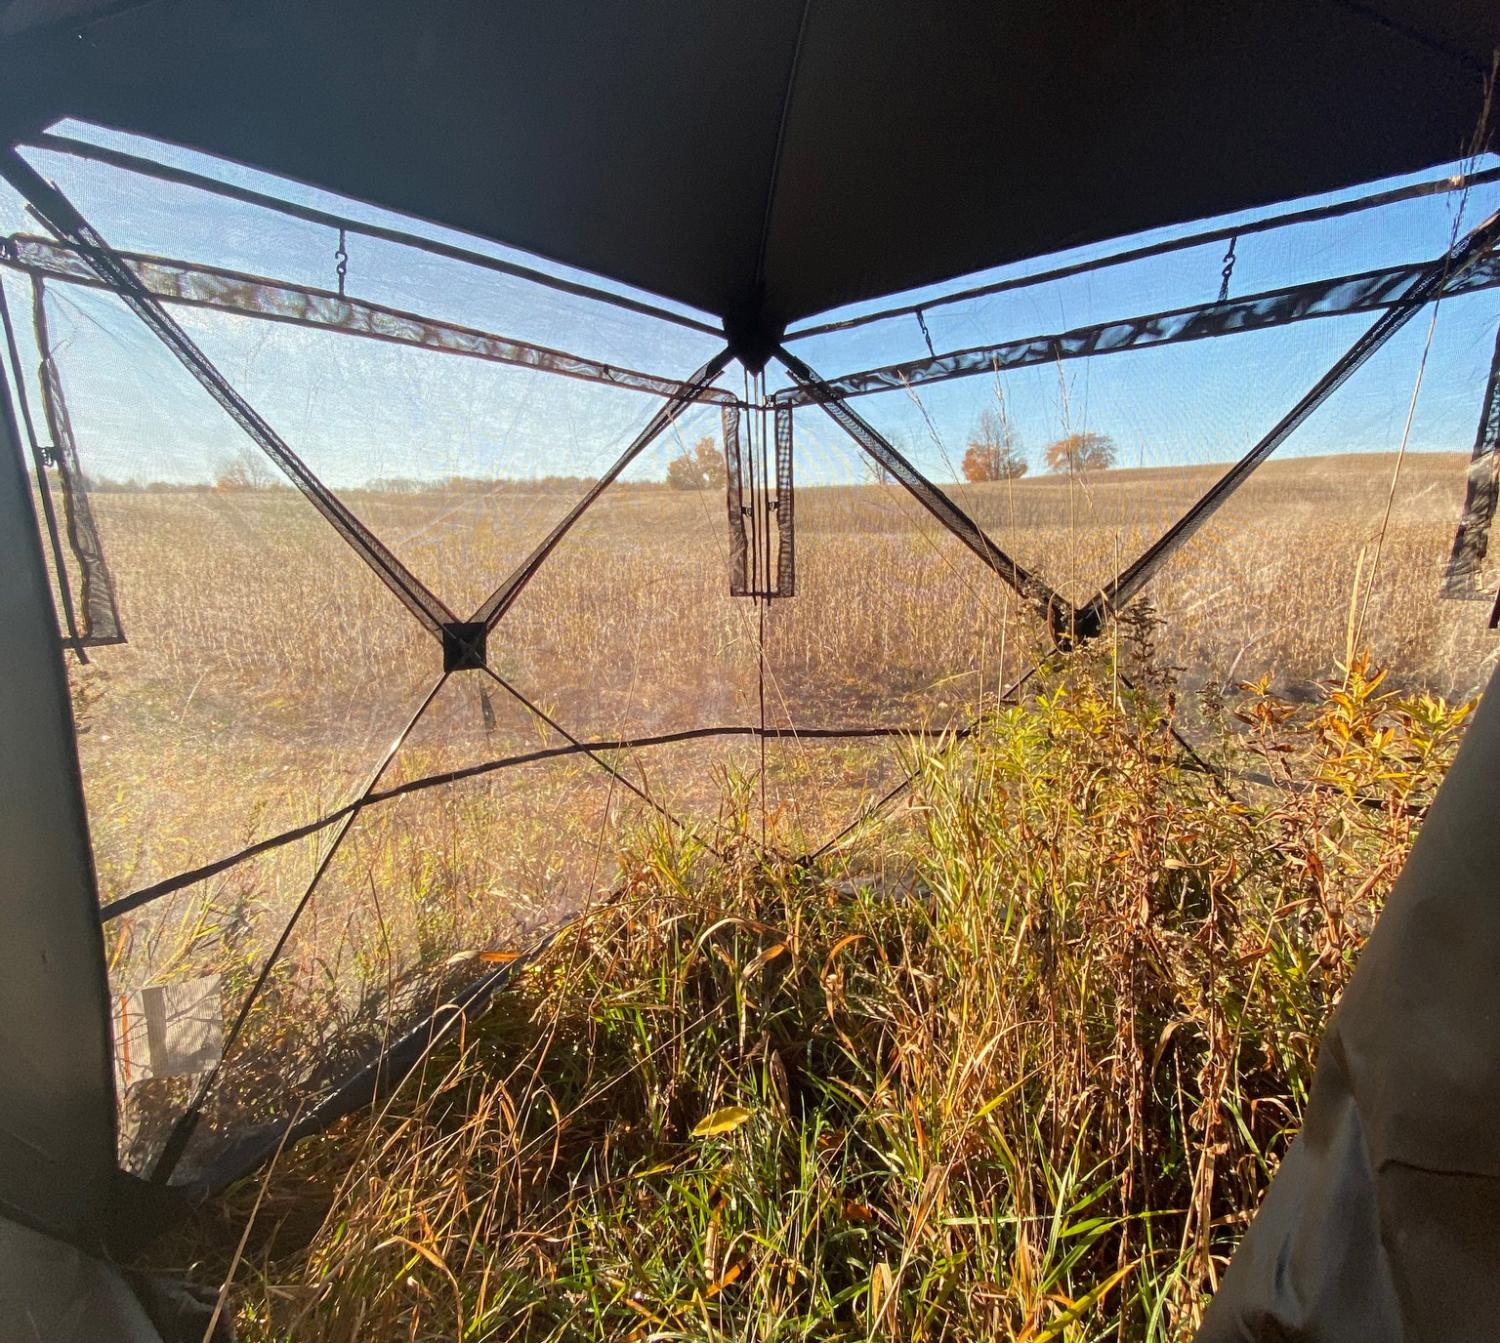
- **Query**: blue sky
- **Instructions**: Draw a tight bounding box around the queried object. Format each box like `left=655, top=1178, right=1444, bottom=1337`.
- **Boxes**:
left=2, top=121, right=1497, bottom=488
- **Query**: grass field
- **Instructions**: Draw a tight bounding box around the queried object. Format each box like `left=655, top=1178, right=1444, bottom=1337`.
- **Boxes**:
left=74, top=447, right=1492, bottom=860
left=147, top=651, right=1471, bottom=1340
left=60, top=448, right=1494, bottom=1205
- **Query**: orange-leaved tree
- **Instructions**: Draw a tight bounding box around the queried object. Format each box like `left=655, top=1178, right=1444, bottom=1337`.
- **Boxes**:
left=1043, top=431, right=1116, bottom=474
left=666, top=437, right=727, bottom=490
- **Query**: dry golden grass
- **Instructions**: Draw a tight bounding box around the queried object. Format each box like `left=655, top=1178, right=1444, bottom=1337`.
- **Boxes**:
left=69, top=449, right=1494, bottom=1174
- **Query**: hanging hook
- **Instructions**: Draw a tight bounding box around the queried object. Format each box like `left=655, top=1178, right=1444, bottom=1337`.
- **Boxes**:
left=915, top=307, right=936, bottom=359
left=334, top=227, right=349, bottom=298
left=1217, top=234, right=1238, bottom=305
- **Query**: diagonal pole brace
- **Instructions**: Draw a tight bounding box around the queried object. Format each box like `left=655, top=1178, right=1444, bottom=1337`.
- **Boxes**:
left=774, top=345, right=1070, bottom=627
left=467, top=347, right=733, bottom=631
left=0, top=147, right=457, bottom=639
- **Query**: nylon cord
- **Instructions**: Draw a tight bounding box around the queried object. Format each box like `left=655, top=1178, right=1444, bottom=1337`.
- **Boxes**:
left=474, top=661, right=734, bottom=862
left=754, top=371, right=770, bottom=847
left=1353, top=174, right=1473, bottom=648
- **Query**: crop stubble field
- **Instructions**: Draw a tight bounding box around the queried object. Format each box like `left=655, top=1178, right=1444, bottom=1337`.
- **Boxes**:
left=66, top=449, right=1494, bottom=1168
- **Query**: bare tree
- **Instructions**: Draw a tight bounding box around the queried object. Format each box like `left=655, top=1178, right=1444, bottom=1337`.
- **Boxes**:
left=215, top=451, right=278, bottom=491
left=962, top=406, right=1028, bottom=482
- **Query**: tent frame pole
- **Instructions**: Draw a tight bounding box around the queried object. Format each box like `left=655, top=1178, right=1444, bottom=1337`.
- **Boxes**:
left=27, top=132, right=722, bottom=338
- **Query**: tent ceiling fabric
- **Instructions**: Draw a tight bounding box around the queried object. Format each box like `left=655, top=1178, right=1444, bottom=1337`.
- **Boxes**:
left=0, top=0, right=1496, bottom=341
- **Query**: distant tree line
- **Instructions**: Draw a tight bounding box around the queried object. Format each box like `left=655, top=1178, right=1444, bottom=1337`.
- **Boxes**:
left=86, top=426, right=1117, bottom=494
left=86, top=447, right=732, bottom=494
left=961, top=409, right=1116, bottom=481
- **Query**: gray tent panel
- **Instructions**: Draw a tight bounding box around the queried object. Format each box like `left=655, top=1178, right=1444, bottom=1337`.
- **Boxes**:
left=0, top=347, right=116, bottom=1245
left=0, top=1215, right=165, bottom=1343
left=1197, top=657, right=1500, bottom=1341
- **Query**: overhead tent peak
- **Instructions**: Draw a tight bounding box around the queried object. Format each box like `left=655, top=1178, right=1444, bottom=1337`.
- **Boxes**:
left=0, top=0, right=1495, bottom=329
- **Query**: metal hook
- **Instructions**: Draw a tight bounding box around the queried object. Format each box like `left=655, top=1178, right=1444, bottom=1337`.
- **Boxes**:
left=334, top=227, right=349, bottom=298
left=1217, top=234, right=1238, bottom=305
left=915, top=307, right=937, bottom=359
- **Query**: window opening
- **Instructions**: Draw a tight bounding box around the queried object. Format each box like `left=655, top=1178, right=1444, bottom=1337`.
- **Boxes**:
left=5, top=128, right=1494, bottom=1191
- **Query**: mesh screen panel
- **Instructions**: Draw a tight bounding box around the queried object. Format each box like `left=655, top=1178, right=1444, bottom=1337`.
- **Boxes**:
left=1140, top=382, right=1500, bottom=753
left=173, top=747, right=637, bottom=1179
left=12, top=137, right=722, bottom=375
left=25, top=283, right=443, bottom=897
left=786, top=184, right=1500, bottom=374
left=495, top=392, right=761, bottom=742
left=108, top=832, right=324, bottom=1175
left=3, top=127, right=1498, bottom=1186
left=809, top=312, right=1429, bottom=611
left=751, top=407, right=1044, bottom=843
left=163, top=297, right=726, bottom=623
left=1122, top=288, right=1500, bottom=724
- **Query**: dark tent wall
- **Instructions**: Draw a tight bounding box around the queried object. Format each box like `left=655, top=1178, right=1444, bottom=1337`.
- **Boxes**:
left=0, top=312, right=115, bottom=1246
left=0, top=287, right=150, bottom=1335
left=1197, top=651, right=1500, bottom=1340
left=0, top=1217, right=165, bottom=1343
left=0, top=0, right=1496, bottom=343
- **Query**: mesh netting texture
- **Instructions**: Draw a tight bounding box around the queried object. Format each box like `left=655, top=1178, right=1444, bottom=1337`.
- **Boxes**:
left=2, top=128, right=1497, bottom=1183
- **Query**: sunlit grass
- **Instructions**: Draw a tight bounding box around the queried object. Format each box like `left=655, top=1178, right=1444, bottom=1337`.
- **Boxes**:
left=150, top=651, right=1469, bottom=1341
left=76, top=453, right=1495, bottom=1176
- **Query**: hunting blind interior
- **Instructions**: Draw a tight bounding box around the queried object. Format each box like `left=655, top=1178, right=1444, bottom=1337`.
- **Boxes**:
left=2, top=128, right=1496, bottom=1190
left=0, top=4, right=1498, bottom=1336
